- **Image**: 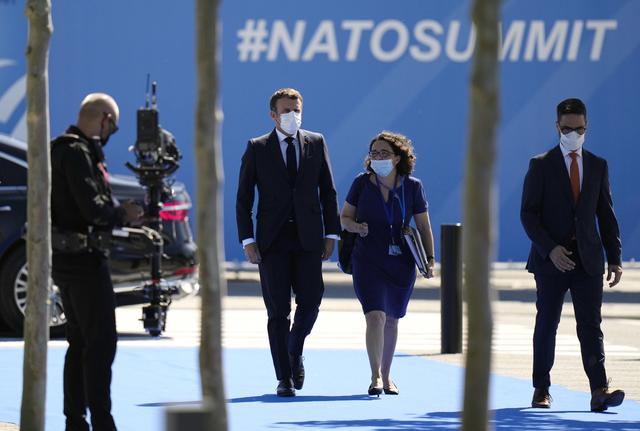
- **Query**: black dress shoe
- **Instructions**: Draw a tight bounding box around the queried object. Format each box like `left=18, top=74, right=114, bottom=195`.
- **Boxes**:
left=531, top=387, right=551, bottom=408
left=276, top=378, right=295, bottom=397
left=591, top=387, right=624, bottom=412
left=289, top=355, right=305, bottom=390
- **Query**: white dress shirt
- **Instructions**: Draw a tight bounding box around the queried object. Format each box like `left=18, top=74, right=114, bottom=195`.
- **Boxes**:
left=559, top=142, right=583, bottom=189
left=242, top=129, right=339, bottom=248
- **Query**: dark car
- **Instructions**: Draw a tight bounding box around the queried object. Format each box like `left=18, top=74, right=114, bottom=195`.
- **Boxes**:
left=0, top=134, right=198, bottom=336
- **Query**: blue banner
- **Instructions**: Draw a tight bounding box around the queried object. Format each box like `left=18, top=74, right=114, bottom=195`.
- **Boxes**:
left=1, top=1, right=639, bottom=262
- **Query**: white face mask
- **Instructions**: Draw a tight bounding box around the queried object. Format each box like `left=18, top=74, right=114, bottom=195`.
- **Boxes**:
left=370, top=159, right=394, bottom=177
left=560, top=131, right=585, bottom=152
left=279, top=111, right=302, bottom=136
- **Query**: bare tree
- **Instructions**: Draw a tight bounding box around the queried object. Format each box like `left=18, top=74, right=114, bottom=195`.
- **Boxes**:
left=20, top=0, right=53, bottom=430
left=462, top=0, right=500, bottom=430
left=196, top=0, right=228, bottom=429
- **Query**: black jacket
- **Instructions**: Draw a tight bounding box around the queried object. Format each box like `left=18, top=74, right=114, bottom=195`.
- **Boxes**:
left=51, top=126, right=125, bottom=233
left=236, top=128, right=340, bottom=253
left=520, top=145, right=621, bottom=276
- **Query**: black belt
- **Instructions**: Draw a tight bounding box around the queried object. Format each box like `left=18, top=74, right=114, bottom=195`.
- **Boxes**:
left=52, top=227, right=111, bottom=253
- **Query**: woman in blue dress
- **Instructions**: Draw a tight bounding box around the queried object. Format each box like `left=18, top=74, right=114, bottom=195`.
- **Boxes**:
left=340, top=131, right=435, bottom=396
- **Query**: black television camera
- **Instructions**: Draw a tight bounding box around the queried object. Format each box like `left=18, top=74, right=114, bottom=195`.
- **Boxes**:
left=126, top=80, right=182, bottom=337
left=128, top=82, right=181, bottom=185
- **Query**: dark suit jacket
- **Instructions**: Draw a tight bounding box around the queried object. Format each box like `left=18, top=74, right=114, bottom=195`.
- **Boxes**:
left=521, top=145, right=621, bottom=276
left=236, top=128, right=340, bottom=253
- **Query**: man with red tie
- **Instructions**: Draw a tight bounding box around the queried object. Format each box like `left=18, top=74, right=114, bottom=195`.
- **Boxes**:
left=521, top=98, right=624, bottom=412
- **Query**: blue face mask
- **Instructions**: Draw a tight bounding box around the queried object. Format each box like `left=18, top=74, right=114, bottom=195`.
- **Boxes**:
left=370, top=159, right=394, bottom=177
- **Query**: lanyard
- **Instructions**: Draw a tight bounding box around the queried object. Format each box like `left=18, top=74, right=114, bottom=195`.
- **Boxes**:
left=375, top=175, right=406, bottom=231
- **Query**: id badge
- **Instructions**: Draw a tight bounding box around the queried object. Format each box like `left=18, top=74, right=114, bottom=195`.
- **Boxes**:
left=388, top=244, right=402, bottom=256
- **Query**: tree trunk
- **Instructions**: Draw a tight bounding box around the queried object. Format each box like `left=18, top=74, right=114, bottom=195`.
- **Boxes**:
left=195, top=0, right=227, bottom=429
left=20, top=1, right=53, bottom=430
left=462, top=0, right=500, bottom=430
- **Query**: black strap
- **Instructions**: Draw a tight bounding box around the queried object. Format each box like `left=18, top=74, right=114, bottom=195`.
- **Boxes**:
left=337, top=173, right=370, bottom=274
left=51, top=227, right=112, bottom=253
left=354, top=172, right=370, bottom=216
left=52, top=133, right=82, bottom=145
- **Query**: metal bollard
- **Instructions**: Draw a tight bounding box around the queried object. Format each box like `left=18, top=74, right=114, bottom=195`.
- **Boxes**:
left=165, top=405, right=211, bottom=431
left=440, top=224, right=462, bottom=354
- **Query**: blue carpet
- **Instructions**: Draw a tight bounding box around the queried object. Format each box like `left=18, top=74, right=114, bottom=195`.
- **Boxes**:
left=0, top=347, right=638, bottom=430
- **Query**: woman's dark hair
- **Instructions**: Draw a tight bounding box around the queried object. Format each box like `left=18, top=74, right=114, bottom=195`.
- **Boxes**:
left=365, top=131, right=416, bottom=176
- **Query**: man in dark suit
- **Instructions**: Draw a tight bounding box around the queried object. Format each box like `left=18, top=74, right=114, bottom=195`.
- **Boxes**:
left=236, top=88, right=340, bottom=396
left=521, top=98, right=624, bottom=412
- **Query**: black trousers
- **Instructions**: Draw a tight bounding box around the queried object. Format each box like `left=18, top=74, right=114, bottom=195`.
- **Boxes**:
left=258, top=221, right=324, bottom=380
left=53, top=253, right=117, bottom=431
left=532, top=267, right=606, bottom=392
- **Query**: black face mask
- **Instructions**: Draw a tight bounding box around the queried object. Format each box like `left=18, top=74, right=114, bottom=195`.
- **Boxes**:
left=88, top=138, right=106, bottom=163
left=98, top=122, right=111, bottom=147
left=100, top=134, right=111, bottom=147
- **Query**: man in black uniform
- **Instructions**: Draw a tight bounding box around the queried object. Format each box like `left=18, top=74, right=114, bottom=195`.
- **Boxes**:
left=51, top=93, right=142, bottom=431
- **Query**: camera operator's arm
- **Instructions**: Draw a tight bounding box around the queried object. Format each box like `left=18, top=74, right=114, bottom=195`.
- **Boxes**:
left=63, top=144, right=141, bottom=227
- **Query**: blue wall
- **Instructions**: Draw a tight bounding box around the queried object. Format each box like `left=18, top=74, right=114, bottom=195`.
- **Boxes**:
left=1, top=1, right=639, bottom=262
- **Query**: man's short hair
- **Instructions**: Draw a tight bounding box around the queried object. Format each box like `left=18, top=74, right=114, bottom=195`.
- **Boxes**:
left=557, top=98, right=587, bottom=121
left=269, top=88, right=303, bottom=112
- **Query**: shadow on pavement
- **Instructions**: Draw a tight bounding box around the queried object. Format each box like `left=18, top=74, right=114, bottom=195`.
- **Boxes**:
left=277, top=407, right=639, bottom=430
left=137, top=401, right=202, bottom=407
left=229, top=394, right=375, bottom=403
left=137, top=394, right=375, bottom=408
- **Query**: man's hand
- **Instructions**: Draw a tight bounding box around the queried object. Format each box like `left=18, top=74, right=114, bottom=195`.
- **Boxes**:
left=549, top=245, right=576, bottom=272
left=122, top=201, right=144, bottom=224
left=321, top=238, right=335, bottom=261
left=244, top=243, right=261, bottom=264
left=606, top=264, right=623, bottom=288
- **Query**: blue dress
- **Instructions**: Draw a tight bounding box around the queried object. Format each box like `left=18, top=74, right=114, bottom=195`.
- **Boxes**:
left=346, top=173, right=428, bottom=318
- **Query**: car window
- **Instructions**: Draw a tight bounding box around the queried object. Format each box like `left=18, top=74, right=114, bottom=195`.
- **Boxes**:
left=0, top=157, right=27, bottom=187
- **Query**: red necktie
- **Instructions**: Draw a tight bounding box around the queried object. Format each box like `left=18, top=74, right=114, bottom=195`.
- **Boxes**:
left=569, top=152, right=580, bottom=202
